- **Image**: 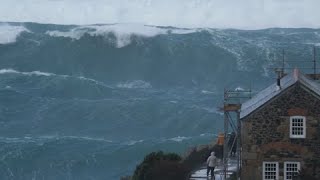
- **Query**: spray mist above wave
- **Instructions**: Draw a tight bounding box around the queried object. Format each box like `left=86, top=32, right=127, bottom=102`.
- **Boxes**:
left=0, top=24, right=30, bottom=44
left=1, top=0, right=320, bottom=29
left=45, top=24, right=198, bottom=48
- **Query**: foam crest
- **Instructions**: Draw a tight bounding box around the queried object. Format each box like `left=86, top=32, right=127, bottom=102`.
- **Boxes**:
left=46, top=24, right=197, bottom=48
left=0, top=24, right=29, bottom=44
left=201, top=90, right=215, bottom=94
left=0, top=68, right=112, bottom=88
left=0, top=136, right=113, bottom=144
left=46, top=29, right=87, bottom=40
left=125, top=140, right=144, bottom=146
left=169, top=136, right=191, bottom=142
left=116, top=80, right=152, bottom=89
left=0, top=68, right=55, bottom=76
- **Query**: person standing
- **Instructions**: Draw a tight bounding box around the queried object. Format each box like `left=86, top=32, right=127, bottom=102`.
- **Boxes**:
left=206, top=151, right=217, bottom=178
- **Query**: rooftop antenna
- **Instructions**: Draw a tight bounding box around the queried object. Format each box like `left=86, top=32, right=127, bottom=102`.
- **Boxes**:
left=274, top=49, right=285, bottom=87
left=273, top=49, right=287, bottom=89
left=282, top=49, right=285, bottom=74
left=314, top=46, right=317, bottom=79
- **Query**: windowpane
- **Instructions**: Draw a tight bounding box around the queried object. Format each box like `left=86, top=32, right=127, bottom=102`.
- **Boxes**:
left=285, top=162, right=300, bottom=180
left=263, top=162, right=278, bottom=180
left=290, top=116, right=306, bottom=138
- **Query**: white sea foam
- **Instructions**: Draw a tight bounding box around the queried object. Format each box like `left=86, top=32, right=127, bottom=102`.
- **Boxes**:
left=0, top=69, right=53, bottom=76
left=235, top=87, right=244, bottom=91
left=46, top=29, right=87, bottom=40
left=202, top=107, right=224, bottom=115
left=200, top=133, right=217, bottom=137
left=201, top=90, right=215, bottom=94
left=46, top=24, right=197, bottom=48
left=0, top=68, right=113, bottom=89
left=60, top=136, right=113, bottom=143
left=305, top=42, right=320, bottom=47
left=0, top=24, right=29, bottom=44
left=125, top=140, right=144, bottom=146
left=169, top=100, right=178, bottom=104
left=169, top=136, right=191, bottom=142
left=189, top=104, right=223, bottom=115
left=116, top=80, right=152, bottom=89
left=0, top=136, right=114, bottom=144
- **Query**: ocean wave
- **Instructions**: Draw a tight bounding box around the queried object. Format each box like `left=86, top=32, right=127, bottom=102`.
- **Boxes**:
left=0, top=68, right=54, bottom=76
left=235, top=86, right=244, bottom=91
left=305, top=42, right=320, bottom=47
left=168, top=136, right=191, bottom=142
left=0, top=68, right=113, bottom=89
left=0, top=136, right=113, bottom=144
left=116, top=80, right=152, bottom=89
left=201, top=107, right=224, bottom=115
left=201, top=90, right=215, bottom=94
left=189, top=104, right=223, bottom=115
left=124, top=140, right=144, bottom=146
left=0, top=24, right=30, bottom=44
left=169, top=100, right=178, bottom=104
left=45, top=24, right=197, bottom=48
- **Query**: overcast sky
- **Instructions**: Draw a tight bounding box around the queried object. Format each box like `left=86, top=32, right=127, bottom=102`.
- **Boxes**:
left=1, top=0, right=320, bottom=29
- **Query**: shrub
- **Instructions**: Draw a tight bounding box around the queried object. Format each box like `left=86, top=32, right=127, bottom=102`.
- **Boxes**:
left=132, top=151, right=188, bottom=180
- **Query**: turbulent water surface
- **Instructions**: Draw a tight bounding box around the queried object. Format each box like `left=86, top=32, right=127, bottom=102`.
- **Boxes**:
left=0, top=22, right=319, bottom=180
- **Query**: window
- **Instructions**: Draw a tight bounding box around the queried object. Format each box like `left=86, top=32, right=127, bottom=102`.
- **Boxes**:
left=263, top=162, right=279, bottom=180
left=284, top=162, right=300, bottom=180
left=290, top=116, right=306, bottom=138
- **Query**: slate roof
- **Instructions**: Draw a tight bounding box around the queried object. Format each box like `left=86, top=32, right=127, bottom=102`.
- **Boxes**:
left=240, top=69, right=320, bottom=119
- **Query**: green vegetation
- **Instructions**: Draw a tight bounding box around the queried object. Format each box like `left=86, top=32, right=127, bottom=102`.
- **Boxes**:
left=130, top=144, right=223, bottom=180
left=132, top=151, right=189, bottom=180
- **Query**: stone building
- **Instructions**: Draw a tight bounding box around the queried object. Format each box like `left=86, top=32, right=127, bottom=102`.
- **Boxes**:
left=240, top=69, right=320, bottom=180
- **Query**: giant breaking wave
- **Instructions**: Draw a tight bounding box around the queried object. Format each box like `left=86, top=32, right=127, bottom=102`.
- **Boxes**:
left=0, top=22, right=319, bottom=180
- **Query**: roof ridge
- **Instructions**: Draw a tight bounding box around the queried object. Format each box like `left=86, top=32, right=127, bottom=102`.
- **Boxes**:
left=240, top=69, right=320, bottom=119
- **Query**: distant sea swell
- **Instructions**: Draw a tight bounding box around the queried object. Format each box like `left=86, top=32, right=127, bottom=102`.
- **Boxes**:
left=0, top=22, right=320, bottom=180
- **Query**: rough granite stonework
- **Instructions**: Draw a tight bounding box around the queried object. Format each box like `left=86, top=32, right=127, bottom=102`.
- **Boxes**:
left=241, top=82, right=320, bottom=180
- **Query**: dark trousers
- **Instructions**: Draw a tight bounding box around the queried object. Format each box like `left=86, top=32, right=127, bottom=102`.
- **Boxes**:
left=207, top=166, right=215, bottom=177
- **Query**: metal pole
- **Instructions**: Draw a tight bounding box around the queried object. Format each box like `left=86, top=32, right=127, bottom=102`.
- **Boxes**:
left=237, top=111, right=241, bottom=180
left=282, top=49, right=285, bottom=76
left=314, top=46, right=317, bottom=79
left=223, top=111, right=229, bottom=179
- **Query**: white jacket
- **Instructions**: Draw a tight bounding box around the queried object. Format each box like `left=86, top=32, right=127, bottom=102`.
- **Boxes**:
left=207, top=152, right=217, bottom=167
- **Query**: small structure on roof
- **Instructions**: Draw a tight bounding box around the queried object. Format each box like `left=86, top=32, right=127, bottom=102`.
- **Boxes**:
left=240, top=68, right=320, bottom=180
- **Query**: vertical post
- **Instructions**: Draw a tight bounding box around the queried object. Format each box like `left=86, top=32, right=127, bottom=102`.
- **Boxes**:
left=223, top=111, right=229, bottom=179
left=282, top=49, right=285, bottom=76
left=237, top=111, right=241, bottom=179
left=314, top=46, right=317, bottom=79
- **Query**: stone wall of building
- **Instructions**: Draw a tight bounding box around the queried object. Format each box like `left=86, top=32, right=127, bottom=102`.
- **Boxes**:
left=241, top=83, right=320, bottom=180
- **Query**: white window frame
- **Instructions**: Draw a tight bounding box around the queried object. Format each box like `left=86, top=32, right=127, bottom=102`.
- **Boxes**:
left=284, top=162, right=301, bottom=180
left=263, top=162, right=279, bottom=180
left=290, top=116, right=306, bottom=138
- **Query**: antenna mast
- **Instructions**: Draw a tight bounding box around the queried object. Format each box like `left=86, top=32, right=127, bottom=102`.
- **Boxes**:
left=282, top=49, right=285, bottom=74
left=314, top=46, right=317, bottom=79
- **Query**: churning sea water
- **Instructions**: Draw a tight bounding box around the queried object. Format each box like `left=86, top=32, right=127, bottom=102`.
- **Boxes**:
left=0, top=22, right=319, bottom=180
